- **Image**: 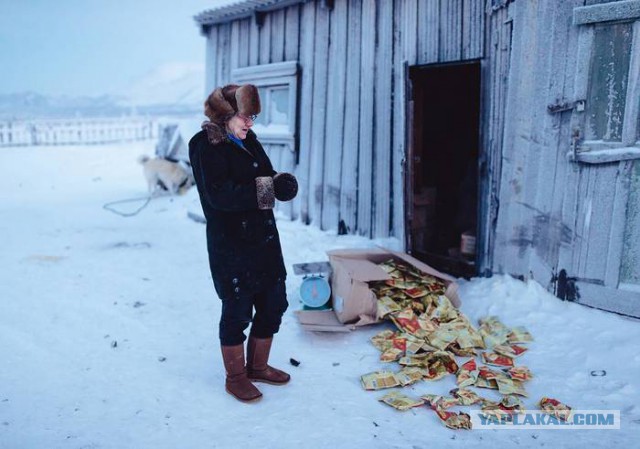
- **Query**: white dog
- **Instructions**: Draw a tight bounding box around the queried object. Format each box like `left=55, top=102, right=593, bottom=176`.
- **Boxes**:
left=138, top=155, right=194, bottom=195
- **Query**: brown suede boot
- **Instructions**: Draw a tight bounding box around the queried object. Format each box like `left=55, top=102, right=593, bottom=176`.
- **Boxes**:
left=221, top=344, right=262, bottom=402
left=246, top=336, right=290, bottom=385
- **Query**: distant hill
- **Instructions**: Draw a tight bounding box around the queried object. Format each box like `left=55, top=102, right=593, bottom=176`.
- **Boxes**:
left=121, top=62, right=205, bottom=108
left=0, top=62, right=205, bottom=120
left=0, top=92, right=126, bottom=120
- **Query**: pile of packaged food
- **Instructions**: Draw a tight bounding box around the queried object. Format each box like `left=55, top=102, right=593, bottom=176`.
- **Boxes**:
left=360, top=259, right=571, bottom=429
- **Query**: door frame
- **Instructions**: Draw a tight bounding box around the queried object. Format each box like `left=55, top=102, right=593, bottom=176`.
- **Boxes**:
left=403, top=59, right=486, bottom=276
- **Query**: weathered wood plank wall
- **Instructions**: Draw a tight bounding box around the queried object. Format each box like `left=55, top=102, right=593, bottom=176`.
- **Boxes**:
left=392, top=0, right=415, bottom=246
left=358, top=0, right=376, bottom=236
left=493, top=0, right=537, bottom=276
left=529, top=0, right=581, bottom=283
left=249, top=15, right=259, bottom=66
left=218, top=24, right=231, bottom=86
left=205, top=27, right=218, bottom=91
left=271, top=9, right=285, bottom=62
left=281, top=5, right=301, bottom=220
left=339, top=0, right=362, bottom=234
left=440, top=0, right=462, bottom=61
left=308, top=3, right=330, bottom=226
left=373, top=0, right=394, bottom=238
left=295, top=1, right=316, bottom=224
left=322, top=0, right=348, bottom=231
left=203, top=0, right=484, bottom=239
left=478, top=1, right=511, bottom=275
left=621, top=162, right=640, bottom=287
left=230, top=21, right=240, bottom=72
left=258, top=13, right=271, bottom=65
left=493, top=0, right=639, bottom=311
left=419, top=0, right=439, bottom=63
left=198, top=0, right=640, bottom=313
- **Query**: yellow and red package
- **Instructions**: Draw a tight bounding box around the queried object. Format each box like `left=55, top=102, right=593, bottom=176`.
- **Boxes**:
left=475, top=365, right=500, bottom=389
left=482, top=395, right=524, bottom=419
left=421, top=394, right=460, bottom=410
left=378, top=391, right=425, bottom=411
left=506, top=366, right=533, bottom=382
left=456, top=359, right=479, bottom=388
left=395, top=367, right=425, bottom=386
left=482, top=352, right=515, bottom=367
left=380, top=347, right=404, bottom=362
left=495, top=377, right=528, bottom=397
left=360, top=371, right=400, bottom=390
left=494, top=344, right=528, bottom=358
left=507, top=326, right=533, bottom=343
left=478, top=365, right=500, bottom=380
left=450, top=388, right=484, bottom=406
left=370, top=329, right=396, bottom=351
left=539, top=397, right=572, bottom=421
left=447, top=342, right=477, bottom=357
left=405, top=286, right=429, bottom=299
left=433, top=409, right=472, bottom=430
left=390, top=308, right=422, bottom=336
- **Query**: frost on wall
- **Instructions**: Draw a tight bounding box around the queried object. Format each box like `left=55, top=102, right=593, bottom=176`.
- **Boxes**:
left=585, top=22, right=632, bottom=142
left=621, top=161, right=640, bottom=285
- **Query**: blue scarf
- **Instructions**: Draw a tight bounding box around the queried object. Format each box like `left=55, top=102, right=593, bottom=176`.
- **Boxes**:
left=227, top=133, right=246, bottom=150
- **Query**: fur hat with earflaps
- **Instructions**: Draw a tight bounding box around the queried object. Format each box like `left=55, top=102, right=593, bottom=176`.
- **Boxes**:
left=202, top=84, right=261, bottom=144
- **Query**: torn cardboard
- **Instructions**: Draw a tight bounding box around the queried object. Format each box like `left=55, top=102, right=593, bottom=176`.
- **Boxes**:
left=295, top=247, right=461, bottom=332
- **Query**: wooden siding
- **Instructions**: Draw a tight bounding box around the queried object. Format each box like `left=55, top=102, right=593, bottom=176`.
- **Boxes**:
left=621, top=161, right=640, bottom=285
left=203, top=0, right=485, bottom=238
left=322, top=0, right=348, bottom=231
left=339, top=0, right=362, bottom=233
left=218, top=24, right=232, bottom=88
left=295, top=1, right=316, bottom=224
left=249, top=14, right=260, bottom=66
left=491, top=0, right=640, bottom=316
left=199, top=0, right=640, bottom=314
left=440, top=0, right=463, bottom=61
left=478, top=1, right=511, bottom=275
left=372, top=0, right=394, bottom=238
left=418, top=0, right=440, bottom=64
left=205, top=26, right=218, bottom=93
left=308, top=3, right=330, bottom=227
left=357, top=0, right=376, bottom=236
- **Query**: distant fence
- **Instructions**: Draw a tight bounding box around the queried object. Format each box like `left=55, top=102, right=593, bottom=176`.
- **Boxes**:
left=0, top=118, right=158, bottom=147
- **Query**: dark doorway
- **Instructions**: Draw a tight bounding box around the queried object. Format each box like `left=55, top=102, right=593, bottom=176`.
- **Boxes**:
left=406, top=62, right=481, bottom=278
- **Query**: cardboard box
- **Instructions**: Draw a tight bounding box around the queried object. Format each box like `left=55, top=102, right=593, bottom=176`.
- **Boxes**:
left=411, top=188, right=436, bottom=251
left=295, top=247, right=461, bottom=332
left=411, top=187, right=436, bottom=229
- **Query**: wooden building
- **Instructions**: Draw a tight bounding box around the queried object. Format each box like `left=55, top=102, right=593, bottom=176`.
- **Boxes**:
left=194, top=0, right=640, bottom=317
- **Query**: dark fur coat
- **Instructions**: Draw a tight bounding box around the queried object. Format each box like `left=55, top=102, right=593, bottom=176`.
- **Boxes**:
left=189, top=124, right=286, bottom=300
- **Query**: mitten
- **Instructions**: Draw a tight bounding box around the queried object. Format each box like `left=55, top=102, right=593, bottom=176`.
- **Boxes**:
left=255, top=176, right=275, bottom=209
left=273, top=172, right=298, bottom=202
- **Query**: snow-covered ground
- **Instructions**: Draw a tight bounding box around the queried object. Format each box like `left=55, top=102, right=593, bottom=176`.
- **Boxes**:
left=1, top=141, right=639, bottom=449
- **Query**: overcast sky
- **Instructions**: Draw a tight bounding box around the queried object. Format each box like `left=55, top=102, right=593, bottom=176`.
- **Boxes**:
left=0, top=0, right=236, bottom=97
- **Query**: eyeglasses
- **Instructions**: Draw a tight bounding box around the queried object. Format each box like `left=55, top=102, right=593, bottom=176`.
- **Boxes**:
left=237, top=113, right=258, bottom=123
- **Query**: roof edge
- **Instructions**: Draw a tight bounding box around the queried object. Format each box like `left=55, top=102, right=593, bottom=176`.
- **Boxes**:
left=194, top=0, right=311, bottom=28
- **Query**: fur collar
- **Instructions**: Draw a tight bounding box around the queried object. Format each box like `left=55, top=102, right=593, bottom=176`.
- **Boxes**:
left=201, top=121, right=256, bottom=146
left=201, top=121, right=227, bottom=145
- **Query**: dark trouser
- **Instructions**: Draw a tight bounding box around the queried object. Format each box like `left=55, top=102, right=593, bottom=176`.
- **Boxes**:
left=219, top=279, right=288, bottom=346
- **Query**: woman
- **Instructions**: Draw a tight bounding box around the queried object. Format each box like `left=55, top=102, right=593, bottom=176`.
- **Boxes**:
left=189, top=84, right=298, bottom=402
